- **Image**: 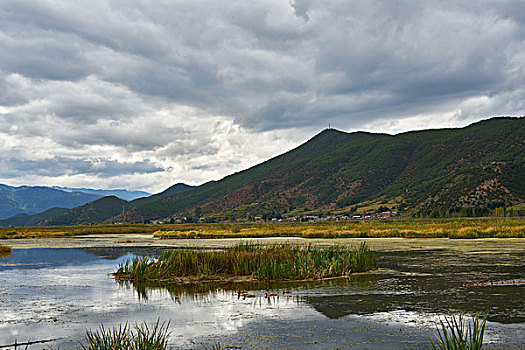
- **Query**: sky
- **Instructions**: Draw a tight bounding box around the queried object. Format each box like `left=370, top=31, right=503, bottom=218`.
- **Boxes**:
left=1, top=1, right=524, bottom=193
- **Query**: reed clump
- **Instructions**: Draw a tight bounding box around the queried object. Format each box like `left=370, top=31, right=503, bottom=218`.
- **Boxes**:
left=429, top=312, right=488, bottom=350
left=80, top=320, right=170, bottom=350
left=114, top=243, right=376, bottom=282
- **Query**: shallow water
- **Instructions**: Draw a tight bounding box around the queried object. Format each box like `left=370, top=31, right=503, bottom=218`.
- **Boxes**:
left=0, top=246, right=523, bottom=349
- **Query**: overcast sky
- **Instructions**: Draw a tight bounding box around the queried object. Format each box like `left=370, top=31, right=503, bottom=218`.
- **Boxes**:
left=1, top=1, right=524, bottom=193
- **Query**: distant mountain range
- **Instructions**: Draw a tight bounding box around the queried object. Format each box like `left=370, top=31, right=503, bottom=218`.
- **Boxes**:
left=0, top=185, right=100, bottom=220
left=2, top=117, right=523, bottom=226
left=36, top=183, right=196, bottom=226
left=0, top=185, right=150, bottom=223
left=51, top=187, right=150, bottom=201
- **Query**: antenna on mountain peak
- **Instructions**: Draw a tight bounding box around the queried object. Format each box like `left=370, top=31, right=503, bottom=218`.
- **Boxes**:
left=328, top=123, right=331, bottom=129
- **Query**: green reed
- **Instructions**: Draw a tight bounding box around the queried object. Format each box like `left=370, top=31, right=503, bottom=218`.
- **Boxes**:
left=114, top=242, right=376, bottom=282
left=80, top=320, right=170, bottom=350
left=429, top=312, right=488, bottom=350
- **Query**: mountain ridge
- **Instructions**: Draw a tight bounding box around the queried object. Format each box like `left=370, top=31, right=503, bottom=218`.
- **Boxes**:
left=51, top=187, right=151, bottom=201
left=0, top=185, right=152, bottom=225
left=0, top=185, right=101, bottom=220
left=8, top=116, right=522, bottom=226
left=108, top=116, right=523, bottom=223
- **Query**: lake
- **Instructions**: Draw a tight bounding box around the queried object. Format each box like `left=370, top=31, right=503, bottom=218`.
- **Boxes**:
left=0, top=242, right=523, bottom=349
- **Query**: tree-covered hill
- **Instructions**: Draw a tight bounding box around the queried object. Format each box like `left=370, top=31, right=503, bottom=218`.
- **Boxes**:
left=41, top=196, right=133, bottom=226
left=108, top=116, right=523, bottom=223
left=0, top=207, right=68, bottom=227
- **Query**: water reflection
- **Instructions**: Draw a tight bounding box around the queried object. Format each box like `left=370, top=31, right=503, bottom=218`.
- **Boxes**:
left=120, top=279, right=316, bottom=303
left=0, top=248, right=101, bottom=270
left=0, top=246, right=523, bottom=349
left=119, top=248, right=525, bottom=324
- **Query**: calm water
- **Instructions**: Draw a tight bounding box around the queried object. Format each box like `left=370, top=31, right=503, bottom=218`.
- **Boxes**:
left=0, top=246, right=523, bottom=349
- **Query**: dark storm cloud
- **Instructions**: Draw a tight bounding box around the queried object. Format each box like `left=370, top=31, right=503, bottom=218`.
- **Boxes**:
left=0, top=0, right=524, bottom=191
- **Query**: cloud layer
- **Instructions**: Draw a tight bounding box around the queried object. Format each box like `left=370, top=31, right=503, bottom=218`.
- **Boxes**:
left=1, top=0, right=523, bottom=192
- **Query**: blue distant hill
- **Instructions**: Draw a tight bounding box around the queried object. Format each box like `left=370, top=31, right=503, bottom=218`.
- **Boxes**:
left=0, top=185, right=100, bottom=220
left=51, top=186, right=150, bottom=201
left=0, top=184, right=150, bottom=221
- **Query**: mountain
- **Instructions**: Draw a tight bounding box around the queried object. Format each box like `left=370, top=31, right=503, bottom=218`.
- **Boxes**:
left=35, top=183, right=195, bottom=226
left=41, top=196, right=133, bottom=226
left=0, top=185, right=101, bottom=220
left=131, top=183, right=195, bottom=206
left=105, top=116, right=523, bottom=223
left=51, top=187, right=151, bottom=201
left=0, top=207, right=68, bottom=227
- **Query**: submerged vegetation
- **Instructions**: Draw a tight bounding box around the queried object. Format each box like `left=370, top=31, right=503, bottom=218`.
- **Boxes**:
left=429, top=312, right=488, bottom=350
left=114, top=243, right=376, bottom=282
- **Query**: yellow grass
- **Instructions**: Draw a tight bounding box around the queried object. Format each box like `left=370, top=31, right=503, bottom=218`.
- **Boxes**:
left=153, top=217, right=525, bottom=239
left=1, top=217, right=524, bottom=240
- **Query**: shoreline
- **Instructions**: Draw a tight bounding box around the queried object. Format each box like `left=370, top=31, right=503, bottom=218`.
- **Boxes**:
left=1, top=234, right=524, bottom=254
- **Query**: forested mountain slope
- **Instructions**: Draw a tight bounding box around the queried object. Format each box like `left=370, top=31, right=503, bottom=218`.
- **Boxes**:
left=109, top=117, right=523, bottom=222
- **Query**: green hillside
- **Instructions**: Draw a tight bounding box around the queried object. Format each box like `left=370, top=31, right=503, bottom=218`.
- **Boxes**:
left=42, top=196, right=133, bottom=226
left=0, top=207, right=68, bottom=227
left=131, top=183, right=195, bottom=207
left=109, top=117, right=523, bottom=223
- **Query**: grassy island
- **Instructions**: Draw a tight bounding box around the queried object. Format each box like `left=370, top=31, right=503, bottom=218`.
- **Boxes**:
left=114, top=243, right=376, bottom=282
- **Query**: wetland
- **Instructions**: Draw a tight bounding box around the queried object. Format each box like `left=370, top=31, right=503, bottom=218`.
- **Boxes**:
left=0, top=236, right=523, bottom=349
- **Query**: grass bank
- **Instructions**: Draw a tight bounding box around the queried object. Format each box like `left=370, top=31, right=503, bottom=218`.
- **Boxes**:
left=1, top=217, right=523, bottom=240
left=0, top=224, right=154, bottom=239
left=114, top=243, right=376, bottom=282
left=153, top=217, right=525, bottom=239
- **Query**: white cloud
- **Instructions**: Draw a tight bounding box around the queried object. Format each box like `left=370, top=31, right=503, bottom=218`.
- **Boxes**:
left=0, top=0, right=523, bottom=192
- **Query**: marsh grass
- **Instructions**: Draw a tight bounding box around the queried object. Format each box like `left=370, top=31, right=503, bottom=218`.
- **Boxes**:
left=429, top=312, right=488, bottom=350
left=0, top=244, right=11, bottom=252
left=0, top=244, right=11, bottom=258
left=114, top=243, right=376, bottom=282
left=1, top=217, right=523, bottom=239
left=80, top=320, right=170, bottom=350
left=152, top=217, right=525, bottom=240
